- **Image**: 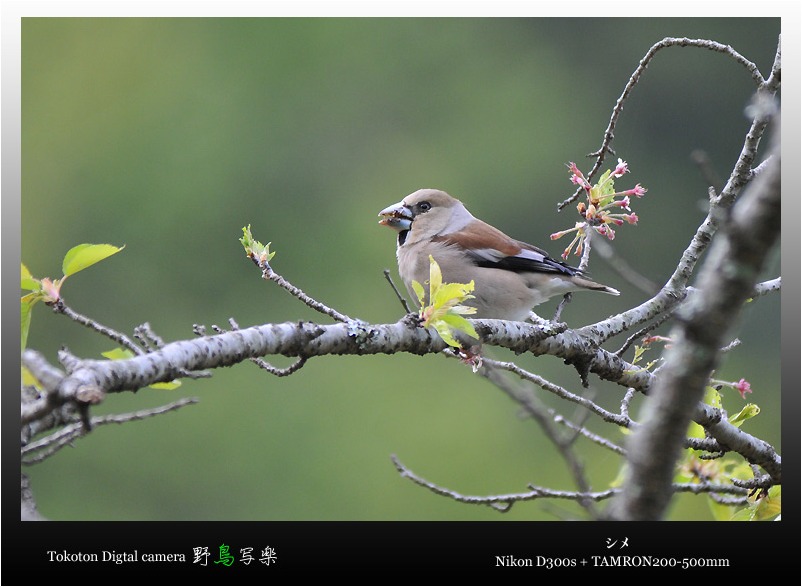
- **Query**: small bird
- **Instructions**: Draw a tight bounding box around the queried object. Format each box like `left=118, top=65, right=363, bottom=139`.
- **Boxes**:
left=378, top=189, right=619, bottom=321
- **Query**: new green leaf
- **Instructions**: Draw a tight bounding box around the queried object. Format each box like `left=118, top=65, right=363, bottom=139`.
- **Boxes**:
left=62, top=243, right=125, bottom=277
left=21, top=264, right=39, bottom=291
left=414, top=256, right=478, bottom=348
left=240, top=225, right=275, bottom=266
left=101, top=348, right=136, bottom=360
left=728, top=403, right=760, bottom=428
left=20, top=295, right=37, bottom=351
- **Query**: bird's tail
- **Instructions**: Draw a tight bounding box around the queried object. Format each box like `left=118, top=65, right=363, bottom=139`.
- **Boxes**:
left=574, top=277, right=620, bottom=296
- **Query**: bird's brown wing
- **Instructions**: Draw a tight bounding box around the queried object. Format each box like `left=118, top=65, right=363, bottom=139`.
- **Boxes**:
left=434, top=222, right=579, bottom=276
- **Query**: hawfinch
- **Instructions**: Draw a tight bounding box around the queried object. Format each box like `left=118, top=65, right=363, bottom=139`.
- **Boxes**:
left=379, top=189, right=619, bottom=321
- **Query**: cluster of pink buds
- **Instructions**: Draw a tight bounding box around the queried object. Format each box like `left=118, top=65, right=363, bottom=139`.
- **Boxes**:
left=551, top=159, right=647, bottom=259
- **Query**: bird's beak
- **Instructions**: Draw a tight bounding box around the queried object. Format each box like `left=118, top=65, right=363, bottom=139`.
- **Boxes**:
left=378, top=201, right=413, bottom=232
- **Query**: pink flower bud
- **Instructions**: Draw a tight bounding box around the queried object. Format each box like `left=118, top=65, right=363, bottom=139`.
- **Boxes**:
left=613, top=158, right=629, bottom=177
left=40, top=277, right=61, bottom=303
left=625, top=213, right=639, bottom=224
left=596, top=225, right=616, bottom=240
left=627, top=184, right=647, bottom=197
left=567, top=162, right=590, bottom=189
left=735, top=378, right=752, bottom=399
left=642, top=335, right=672, bottom=346
left=550, top=226, right=578, bottom=240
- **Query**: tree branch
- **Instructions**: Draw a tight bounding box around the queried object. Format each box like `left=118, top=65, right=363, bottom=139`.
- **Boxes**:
left=479, top=362, right=603, bottom=518
left=559, top=36, right=768, bottom=211
left=21, top=398, right=198, bottom=465
left=391, top=455, right=750, bottom=514
left=23, top=315, right=657, bottom=425
left=608, top=131, right=781, bottom=521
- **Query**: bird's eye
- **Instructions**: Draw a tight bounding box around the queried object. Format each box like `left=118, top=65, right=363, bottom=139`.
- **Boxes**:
left=418, top=201, right=431, bottom=213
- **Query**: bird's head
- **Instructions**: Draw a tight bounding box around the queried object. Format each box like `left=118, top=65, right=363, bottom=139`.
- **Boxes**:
left=378, top=189, right=472, bottom=245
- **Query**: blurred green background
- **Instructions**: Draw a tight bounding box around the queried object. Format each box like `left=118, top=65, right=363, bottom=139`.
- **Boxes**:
left=22, top=18, right=781, bottom=521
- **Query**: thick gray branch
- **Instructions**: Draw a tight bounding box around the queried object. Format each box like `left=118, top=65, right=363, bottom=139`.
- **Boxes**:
left=23, top=317, right=652, bottom=425
left=23, top=309, right=778, bottom=482
left=608, top=136, right=781, bottom=521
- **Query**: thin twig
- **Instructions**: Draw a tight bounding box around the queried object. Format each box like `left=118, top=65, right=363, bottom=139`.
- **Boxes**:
left=620, top=388, right=636, bottom=420
left=580, top=69, right=777, bottom=347
left=133, top=322, right=165, bottom=351
left=550, top=412, right=626, bottom=455
left=391, top=454, right=617, bottom=512
left=720, top=338, right=742, bottom=354
left=553, top=231, right=599, bottom=322
left=590, top=234, right=660, bottom=295
left=391, top=455, right=750, bottom=512
left=685, top=437, right=723, bottom=453
left=262, top=266, right=352, bottom=323
left=552, top=292, right=572, bottom=323
left=213, top=318, right=310, bottom=377
left=707, top=494, right=749, bottom=506
left=21, top=398, right=198, bottom=464
left=53, top=301, right=142, bottom=355
left=133, top=322, right=210, bottom=379
left=691, top=149, right=725, bottom=195
left=577, top=229, right=594, bottom=273
left=251, top=356, right=308, bottom=377
left=558, top=37, right=766, bottom=211
left=383, top=269, right=412, bottom=314
left=482, top=358, right=632, bottom=427
left=479, top=362, right=603, bottom=518
left=673, top=482, right=750, bottom=497
left=553, top=232, right=596, bottom=322
left=614, top=314, right=673, bottom=357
